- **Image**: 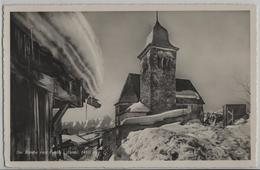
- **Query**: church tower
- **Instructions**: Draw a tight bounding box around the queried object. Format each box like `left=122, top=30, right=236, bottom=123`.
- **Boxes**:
left=138, top=13, right=179, bottom=114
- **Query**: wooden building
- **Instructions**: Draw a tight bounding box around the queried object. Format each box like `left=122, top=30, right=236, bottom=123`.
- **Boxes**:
left=10, top=14, right=101, bottom=161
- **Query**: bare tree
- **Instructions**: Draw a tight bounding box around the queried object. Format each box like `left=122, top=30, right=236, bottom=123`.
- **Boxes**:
left=234, top=75, right=250, bottom=113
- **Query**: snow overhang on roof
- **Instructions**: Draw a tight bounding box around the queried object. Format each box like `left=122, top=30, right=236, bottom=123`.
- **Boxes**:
left=176, top=90, right=200, bottom=99
left=13, top=12, right=103, bottom=96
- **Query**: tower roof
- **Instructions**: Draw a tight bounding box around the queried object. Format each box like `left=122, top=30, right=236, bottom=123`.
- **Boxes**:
left=138, top=16, right=179, bottom=59
left=148, top=21, right=175, bottom=49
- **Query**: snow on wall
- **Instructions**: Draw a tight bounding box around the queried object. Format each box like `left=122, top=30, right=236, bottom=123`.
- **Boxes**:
left=13, top=12, right=103, bottom=95
left=126, top=102, right=150, bottom=113
left=121, top=108, right=191, bottom=126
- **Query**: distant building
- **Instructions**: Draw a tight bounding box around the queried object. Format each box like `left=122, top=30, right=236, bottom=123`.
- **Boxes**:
left=223, top=104, right=247, bottom=126
left=115, top=17, right=204, bottom=126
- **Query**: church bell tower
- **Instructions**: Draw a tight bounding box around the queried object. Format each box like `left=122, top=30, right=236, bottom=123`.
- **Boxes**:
left=138, top=12, right=179, bottom=114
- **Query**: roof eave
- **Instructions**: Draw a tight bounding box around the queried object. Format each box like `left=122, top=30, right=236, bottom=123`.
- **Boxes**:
left=137, top=43, right=179, bottom=60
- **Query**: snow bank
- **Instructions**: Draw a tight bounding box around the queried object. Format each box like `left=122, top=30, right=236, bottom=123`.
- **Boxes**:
left=112, top=121, right=250, bottom=160
left=121, top=108, right=191, bottom=126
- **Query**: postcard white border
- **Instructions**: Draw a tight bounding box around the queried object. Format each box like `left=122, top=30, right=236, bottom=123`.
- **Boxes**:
left=2, top=4, right=258, bottom=169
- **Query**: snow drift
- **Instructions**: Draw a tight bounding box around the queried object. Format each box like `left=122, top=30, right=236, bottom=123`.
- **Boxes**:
left=126, top=102, right=150, bottom=113
left=13, top=12, right=103, bottom=95
left=121, top=108, right=191, bottom=125
left=112, top=119, right=250, bottom=160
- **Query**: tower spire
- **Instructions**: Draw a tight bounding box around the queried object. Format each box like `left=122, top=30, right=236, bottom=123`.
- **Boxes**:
left=156, top=11, right=158, bottom=22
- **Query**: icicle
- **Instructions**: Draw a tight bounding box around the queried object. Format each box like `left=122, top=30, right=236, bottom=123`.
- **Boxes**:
left=161, top=56, right=164, bottom=68
left=165, top=57, right=169, bottom=68
left=147, top=50, right=151, bottom=70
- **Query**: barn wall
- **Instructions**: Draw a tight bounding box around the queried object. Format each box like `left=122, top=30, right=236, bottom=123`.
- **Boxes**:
left=11, top=73, right=54, bottom=161
left=11, top=74, right=36, bottom=161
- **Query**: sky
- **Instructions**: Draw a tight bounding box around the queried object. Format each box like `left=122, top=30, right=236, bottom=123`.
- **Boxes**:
left=62, top=11, right=250, bottom=122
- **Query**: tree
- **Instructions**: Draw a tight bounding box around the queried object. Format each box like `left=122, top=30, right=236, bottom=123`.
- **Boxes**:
left=234, top=75, right=250, bottom=113
left=99, top=115, right=112, bottom=129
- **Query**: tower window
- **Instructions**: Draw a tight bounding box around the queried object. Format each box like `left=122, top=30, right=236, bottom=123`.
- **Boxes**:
left=163, top=58, right=167, bottom=69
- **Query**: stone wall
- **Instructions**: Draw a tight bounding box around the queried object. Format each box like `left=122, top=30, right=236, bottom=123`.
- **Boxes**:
left=140, top=47, right=177, bottom=114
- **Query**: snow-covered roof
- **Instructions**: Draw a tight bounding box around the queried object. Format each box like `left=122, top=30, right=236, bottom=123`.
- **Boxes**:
left=13, top=12, right=103, bottom=96
left=176, top=90, right=200, bottom=99
left=125, top=102, right=150, bottom=113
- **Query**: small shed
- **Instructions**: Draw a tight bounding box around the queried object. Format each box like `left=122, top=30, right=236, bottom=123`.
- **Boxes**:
left=223, top=104, right=247, bottom=126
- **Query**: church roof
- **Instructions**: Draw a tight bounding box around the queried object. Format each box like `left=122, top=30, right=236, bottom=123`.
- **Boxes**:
left=138, top=20, right=179, bottom=59
left=116, top=73, right=140, bottom=104
left=115, top=74, right=205, bottom=105
left=175, top=78, right=205, bottom=104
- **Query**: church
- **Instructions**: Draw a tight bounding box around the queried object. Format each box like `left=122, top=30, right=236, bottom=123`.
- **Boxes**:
left=115, top=15, right=205, bottom=126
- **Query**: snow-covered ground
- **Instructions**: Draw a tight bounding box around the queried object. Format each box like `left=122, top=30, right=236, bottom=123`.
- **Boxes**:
left=111, top=119, right=250, bottom=161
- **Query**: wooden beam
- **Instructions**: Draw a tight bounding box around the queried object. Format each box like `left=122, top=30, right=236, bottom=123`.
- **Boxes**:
left=52, top=104, right=70, bottom=129
left=87, top=96, right=101, bottom=108
left=33, top=87, right=40, bottom=160
left=31, top=71, right=81, bottom=107
left=44, top=92, right=54, bottom=161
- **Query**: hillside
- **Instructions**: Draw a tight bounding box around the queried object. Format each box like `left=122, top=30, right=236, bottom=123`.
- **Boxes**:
left=111, top=119, right=250, bottom=160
